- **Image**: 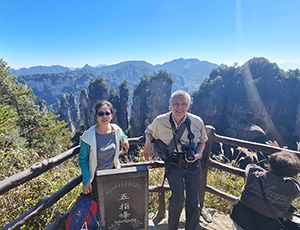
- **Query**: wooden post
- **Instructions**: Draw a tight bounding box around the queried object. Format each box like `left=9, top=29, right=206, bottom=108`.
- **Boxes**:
left=199, top=126, right=215, bottom=210
left=157, top=191, right=166, bottom=219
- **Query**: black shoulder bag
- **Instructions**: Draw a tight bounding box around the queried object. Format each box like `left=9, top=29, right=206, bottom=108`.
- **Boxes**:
left=153, top=113, right=193, bottom=159
left=153, top=116, right=186, bottom=160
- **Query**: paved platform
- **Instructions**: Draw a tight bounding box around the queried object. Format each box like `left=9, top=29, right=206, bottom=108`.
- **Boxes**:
left=150, top=208, right=234, bottom=230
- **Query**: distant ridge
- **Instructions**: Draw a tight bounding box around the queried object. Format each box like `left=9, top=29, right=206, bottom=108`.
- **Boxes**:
left=10, top=65, right=70, bottom=75
left=10, top=58, right=219, bottom=77
left=12, top=58, right=222, bottom=105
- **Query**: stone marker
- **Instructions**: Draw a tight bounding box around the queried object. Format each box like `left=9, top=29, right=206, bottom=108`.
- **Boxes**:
left=97, top=166, right=149, bottom=230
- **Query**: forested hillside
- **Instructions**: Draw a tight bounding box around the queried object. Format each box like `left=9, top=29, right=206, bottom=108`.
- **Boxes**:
left=0, top=59, right=71, bottom=163
left=0, top=59, right=80, bottom=229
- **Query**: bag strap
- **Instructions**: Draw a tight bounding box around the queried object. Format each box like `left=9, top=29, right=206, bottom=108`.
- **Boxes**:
left=258, top=177, right=288, bottom=230
left=184, top=116, right=195, bottom=145
left=168, top=112, right=195, bottom=153
left=167, top=113, right=187, bottom=153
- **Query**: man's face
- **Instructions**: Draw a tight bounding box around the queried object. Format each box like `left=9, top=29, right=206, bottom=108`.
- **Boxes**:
left=170, top=95, right=191, bottom=121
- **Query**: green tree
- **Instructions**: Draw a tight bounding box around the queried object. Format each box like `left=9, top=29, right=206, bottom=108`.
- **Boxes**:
left=88, top=77, right=109, bottom=100
left=0, top=58, right=70, bottom=158
left=0, top=59, right=75, bottom=229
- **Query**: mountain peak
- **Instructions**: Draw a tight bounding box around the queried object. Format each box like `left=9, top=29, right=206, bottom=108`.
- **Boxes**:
left=83, top=64, right=92, bottom=69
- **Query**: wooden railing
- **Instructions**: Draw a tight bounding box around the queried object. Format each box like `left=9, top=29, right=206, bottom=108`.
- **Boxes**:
left=199, top=125, right=300, bottom=208
left=1, top=126, right=299, bottom=230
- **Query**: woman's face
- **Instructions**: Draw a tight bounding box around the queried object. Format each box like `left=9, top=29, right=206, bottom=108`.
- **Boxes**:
left=96, top=104, right=113, bottom=125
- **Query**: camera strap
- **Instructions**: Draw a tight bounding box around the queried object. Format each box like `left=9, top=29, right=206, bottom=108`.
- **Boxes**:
left=168, top=113, right=186, bottom=153
left=168, top=112, right=194, bottom=153
left=184, top=115, right=195, bottom=145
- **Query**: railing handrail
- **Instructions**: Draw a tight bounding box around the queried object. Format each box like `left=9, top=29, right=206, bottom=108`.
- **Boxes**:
left=210, top=126, right=299, bottom=155
left=0, top=146, right=80, bottom=196
left=1, top=127, right=300, bottom=229
left=1, top=162, right=166, bottom=230
left=2, top=128, right=298, bottom=196
left=198, top=125, right=300, bottom=209
left=0, top=136, right=145, bottom=195
left=1, top=176, right=82, bottom=230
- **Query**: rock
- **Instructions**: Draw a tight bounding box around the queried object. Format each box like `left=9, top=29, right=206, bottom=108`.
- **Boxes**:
left=129, top=71, right=173, bottom=137
left=192, top=57, right=300, bottom=149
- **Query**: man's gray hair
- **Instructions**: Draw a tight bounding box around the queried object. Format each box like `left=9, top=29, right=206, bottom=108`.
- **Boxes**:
left=170, top=90, right=191, bottom=103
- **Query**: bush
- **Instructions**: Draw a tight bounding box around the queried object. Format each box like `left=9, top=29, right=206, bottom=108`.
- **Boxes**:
left=0, top=158, right=81, bottom=230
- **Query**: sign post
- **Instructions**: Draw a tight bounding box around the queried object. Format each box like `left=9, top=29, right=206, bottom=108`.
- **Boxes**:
left=97, top=166, right=149, bottom=230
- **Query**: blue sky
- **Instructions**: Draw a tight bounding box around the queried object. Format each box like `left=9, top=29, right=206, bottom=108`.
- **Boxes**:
left=1, top=0, right=299, bottom=70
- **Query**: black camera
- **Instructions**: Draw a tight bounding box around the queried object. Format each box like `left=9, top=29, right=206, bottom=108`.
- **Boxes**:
left=181, top=142, right=196, bottom=161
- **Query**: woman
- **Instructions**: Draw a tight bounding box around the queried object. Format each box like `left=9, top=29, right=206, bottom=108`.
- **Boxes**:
left=231, top=150, right=300, bottom=230
left=78, top=100, right=129, bottom=198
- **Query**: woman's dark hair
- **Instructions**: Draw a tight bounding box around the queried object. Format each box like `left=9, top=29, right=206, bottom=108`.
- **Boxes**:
left=94, top=100, right=115, bottom=120
left=269, top=151, right=300, bottom=177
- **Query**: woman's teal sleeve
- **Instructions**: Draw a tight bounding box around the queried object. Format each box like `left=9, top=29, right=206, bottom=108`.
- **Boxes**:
left=78, top=140, right=90, bottom=185
left=121, top=131, right=128, bottom=139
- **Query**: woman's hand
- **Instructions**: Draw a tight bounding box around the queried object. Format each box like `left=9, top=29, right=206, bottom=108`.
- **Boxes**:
left=266, top=140, right=288, bottom=149
left=121, top=138, right=130, bottom=152
left=82, top=182, right=92, bottom=194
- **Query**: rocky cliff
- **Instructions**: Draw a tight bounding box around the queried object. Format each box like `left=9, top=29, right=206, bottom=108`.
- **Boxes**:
left=38, top=100, right=48, bottom=115
left=146, top=71, right=173, bottom=122
left=60, top=77, right=131, bottom=133
left=85, top=77, right=110, bottom=128
left=129, top=76, right=149, bottom=137
left=117, top=81, right=130, bottom=132
left=192, top=57, right=300, bottom=149
left=58, top=93, right=80, bottom=133
left=129, top=71, right=173, bottom=137
left=79, top=88, right=89, bottom=130
left=18, top=71, right=93, bottom=105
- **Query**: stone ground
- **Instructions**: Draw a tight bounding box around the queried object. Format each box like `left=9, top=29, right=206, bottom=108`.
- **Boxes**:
left=150, top=208, right=235, bottom=230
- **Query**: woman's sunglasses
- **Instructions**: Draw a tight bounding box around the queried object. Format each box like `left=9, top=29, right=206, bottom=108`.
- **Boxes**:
left=97, top=112, right=111, bottom=117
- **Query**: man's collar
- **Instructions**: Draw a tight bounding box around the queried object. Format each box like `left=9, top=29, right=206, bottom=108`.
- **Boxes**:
left=171, top=112, right=188, bottom=128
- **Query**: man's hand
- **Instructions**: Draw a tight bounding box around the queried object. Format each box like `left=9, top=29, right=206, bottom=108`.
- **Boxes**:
left=185, top=151, right=202, bottom=163
left=143, top=133, right=154, bottom=161
left=143, top=142, right=153, bottom=161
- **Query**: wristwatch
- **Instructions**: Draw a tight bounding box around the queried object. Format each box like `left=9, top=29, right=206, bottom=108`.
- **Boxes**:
left=195, top=151, right=202, bottom=156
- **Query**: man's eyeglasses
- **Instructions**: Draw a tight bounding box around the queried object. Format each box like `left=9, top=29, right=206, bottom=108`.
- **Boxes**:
left=97, top=112, right=111, bottom=117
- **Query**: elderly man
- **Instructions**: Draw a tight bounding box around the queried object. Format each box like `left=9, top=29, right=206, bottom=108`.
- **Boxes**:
left=144, top=90, right=207, bottom=230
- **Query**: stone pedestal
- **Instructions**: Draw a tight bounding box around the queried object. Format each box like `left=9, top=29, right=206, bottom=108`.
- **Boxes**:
left=97, top=166, right=149, bottom=230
